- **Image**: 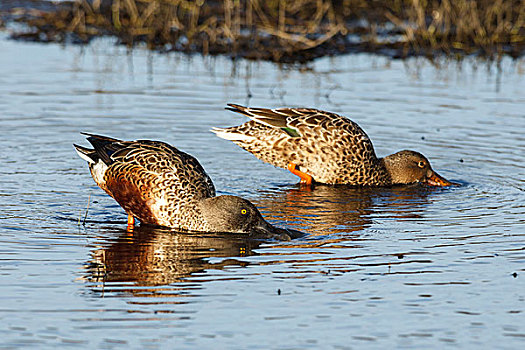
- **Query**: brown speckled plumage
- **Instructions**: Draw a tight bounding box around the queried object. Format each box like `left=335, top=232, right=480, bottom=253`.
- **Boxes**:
left=74, top=133, right=302, bottom=238
left=212, top=104, right=451, bottom=186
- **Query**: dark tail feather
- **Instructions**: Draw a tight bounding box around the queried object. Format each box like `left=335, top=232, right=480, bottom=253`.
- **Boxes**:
left=225, top=103, right=251, bottom=117
left=80, top=133, right=122, bottom=165
left=80, top=132, right=120, bottom=143
left=73, top=144, right=98, bottom=164
left=226, top=103, right=289, bottom=129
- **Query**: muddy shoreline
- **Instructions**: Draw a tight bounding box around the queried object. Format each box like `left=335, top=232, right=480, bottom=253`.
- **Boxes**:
left=2, top=0, right=524, bottom=63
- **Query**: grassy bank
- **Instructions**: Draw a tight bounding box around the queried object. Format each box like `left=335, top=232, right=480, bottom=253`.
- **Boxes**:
left=5, top=0, right=525, bottom=62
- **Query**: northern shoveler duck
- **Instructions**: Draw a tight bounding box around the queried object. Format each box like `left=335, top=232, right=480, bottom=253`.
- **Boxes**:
left=74, top=133, right=300, bottom=240
left=212, top=104, right=452, bottom=186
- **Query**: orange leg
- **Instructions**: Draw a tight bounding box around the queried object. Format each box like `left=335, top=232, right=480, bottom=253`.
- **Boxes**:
left=127, top=214, right=135, bottom=232
left=287, top=162, right=313, bottom=185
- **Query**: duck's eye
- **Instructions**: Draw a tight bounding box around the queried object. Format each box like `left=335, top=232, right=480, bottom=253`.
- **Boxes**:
left=241, top=209, right=247, bottom=215
left=417, top=161, right=426, bottom=168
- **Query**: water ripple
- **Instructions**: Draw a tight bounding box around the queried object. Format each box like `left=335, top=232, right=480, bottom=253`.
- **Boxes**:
left=0, top=36, right=524, bottom=348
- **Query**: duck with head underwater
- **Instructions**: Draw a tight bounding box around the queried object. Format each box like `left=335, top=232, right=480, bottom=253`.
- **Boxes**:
left=74, top=133, right=301, bottom=240
left=212, top=104, right=453, bottom=187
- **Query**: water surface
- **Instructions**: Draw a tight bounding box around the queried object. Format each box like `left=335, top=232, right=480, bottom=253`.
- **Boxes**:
left=0, top=36, right=524, bottom=349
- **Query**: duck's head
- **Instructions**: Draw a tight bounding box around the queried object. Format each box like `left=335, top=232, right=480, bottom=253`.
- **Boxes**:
left=199, top=195, right=302, bottom=240
left=382, top=150, right=451, bottom=186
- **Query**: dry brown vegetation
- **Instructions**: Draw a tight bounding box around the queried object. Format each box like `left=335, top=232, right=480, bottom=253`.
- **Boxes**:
left=5, top=0, right=525, bottom=62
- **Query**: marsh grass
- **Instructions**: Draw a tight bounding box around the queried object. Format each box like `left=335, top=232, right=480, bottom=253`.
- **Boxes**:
left=7, top=0, right=525, bottom=62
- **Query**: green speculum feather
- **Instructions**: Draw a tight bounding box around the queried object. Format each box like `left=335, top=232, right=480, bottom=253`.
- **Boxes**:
left=281, top=127, right=300, bottom=137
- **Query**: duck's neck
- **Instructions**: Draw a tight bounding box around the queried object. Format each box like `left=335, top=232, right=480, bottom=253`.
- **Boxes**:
left=379, top=153, right=411, bottom=185
left=197, top=197, right=225, bottom=232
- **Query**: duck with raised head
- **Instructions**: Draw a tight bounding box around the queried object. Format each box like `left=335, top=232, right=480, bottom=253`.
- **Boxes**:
left=74, top=133, right=300, bottom=240
left=212, top=104, right=452, bottom=187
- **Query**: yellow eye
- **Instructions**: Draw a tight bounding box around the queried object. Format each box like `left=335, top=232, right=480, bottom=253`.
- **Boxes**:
left=241, top=209, right=247, bottom=215
left=418, top=161, right=425, bottom=168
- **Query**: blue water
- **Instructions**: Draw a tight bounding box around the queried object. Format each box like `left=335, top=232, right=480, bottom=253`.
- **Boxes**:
left=0, top=35, right=524, bottom=349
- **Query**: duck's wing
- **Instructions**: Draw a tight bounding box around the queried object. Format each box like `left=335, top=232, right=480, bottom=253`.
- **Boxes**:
left=224, top=103, right=330, bottom=137
left=213, top=105, right=380, bottom=184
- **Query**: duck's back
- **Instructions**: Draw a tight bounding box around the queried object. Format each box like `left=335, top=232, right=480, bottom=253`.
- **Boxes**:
left=84, top=136, right=215, bottom=229
left=215, top=106, right=390, bottom=185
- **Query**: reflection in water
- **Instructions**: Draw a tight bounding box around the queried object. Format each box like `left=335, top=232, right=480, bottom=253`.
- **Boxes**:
left=84, top=184, right=439, bottom=293
left=254, top=184, right=435, bottom=236
left=85, top=226, right=262, bottom=291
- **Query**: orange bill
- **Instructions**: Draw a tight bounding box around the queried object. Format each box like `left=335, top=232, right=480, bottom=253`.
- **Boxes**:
left=425, top=171, right=452, bottom=186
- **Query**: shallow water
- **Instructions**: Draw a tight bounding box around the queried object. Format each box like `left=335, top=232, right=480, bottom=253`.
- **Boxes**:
left=0, top=35, right=524, bottom=349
